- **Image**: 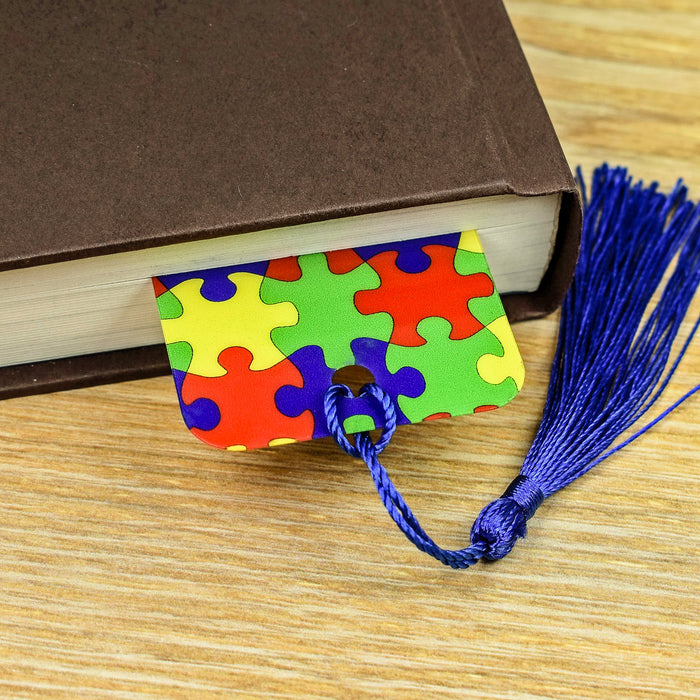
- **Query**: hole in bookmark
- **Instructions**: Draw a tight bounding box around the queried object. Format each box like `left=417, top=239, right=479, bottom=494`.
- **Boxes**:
left=331, top=365, right=376, bottom=397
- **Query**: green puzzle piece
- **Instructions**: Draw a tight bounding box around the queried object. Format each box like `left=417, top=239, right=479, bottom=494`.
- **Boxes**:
left=454, top=247, right=504, bottom=326
left=453, top=246, right=491, bottom=276
left=342, top=414, right=376, bottom=434
left=156, top=289, right=184, bottom=320
left=469, top=292, right=505, bottom=327
left=260, top=253, right=393, bottom=368
left=166, top=340, right=193, bottom=373
left=386, top=316, right=518, bottom=422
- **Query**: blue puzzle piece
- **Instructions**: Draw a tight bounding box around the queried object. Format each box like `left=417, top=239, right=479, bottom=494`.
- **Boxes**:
left=274, top=345, right=339, bottom=438
left=349, top=337, right=425, bottom=409
left=173, top=369, right=221, bottom=431
left=358, top=232, right=461, bottom=273
left=157, top=261, right=269, bottom=302
left=275, top=340, right=426, bottom=437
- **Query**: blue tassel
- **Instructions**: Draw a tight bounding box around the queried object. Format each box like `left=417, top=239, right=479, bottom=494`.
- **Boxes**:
left=326, top=164, right=700, bottom=568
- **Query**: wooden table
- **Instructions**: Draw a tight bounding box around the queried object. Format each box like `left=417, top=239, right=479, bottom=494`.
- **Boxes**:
left=1, top=2, right=698, bottom=697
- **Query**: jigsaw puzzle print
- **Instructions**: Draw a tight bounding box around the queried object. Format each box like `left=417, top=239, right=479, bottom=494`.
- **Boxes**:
left=153, top=230, right=524, bottom=450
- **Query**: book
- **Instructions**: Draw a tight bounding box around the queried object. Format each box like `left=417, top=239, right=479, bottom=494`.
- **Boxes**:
left=0, top=0, right=581, bottom=400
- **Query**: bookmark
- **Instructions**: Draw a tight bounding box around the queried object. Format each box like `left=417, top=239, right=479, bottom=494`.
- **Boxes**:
left=153, top=230, right=524, bottom=451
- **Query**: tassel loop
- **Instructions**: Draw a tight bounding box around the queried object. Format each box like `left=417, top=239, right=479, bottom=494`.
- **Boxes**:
left=326, top=382, right=488, bottom=569
left=323, top=382, right=397, bottom=458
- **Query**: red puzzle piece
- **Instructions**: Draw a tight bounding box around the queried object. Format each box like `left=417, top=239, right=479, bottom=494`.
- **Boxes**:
left=325, top=248, right=365, bottom=274
left=265, top=256, right=303, bottom=281
left=354, top=245, right=494, bottom=347
left=152, top=278, right=168, bottom=297
left=181, top=346, right=314, bottom=449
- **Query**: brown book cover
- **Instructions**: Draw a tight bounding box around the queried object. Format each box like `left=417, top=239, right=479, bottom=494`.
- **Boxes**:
left=0, top=0, right=581, bottom=399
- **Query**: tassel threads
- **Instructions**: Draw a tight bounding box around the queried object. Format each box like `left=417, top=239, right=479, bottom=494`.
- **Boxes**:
left=326, top=165, right=699, bottom=568
left=521, top=165, right=699, bottom=495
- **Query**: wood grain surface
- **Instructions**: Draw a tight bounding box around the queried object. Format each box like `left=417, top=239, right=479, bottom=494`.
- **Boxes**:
left=1, top=1, right=698, bottom=697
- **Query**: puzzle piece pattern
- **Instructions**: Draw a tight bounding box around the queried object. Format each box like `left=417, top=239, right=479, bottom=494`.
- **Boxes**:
left=180, top=346, right=314, bottom=450
left=477, top=315, right=526, bottom=391
left=354, top=244, right=494, bottom=346
left=157, top=273, right=298, bottom=376
left=274, top=340, right=425, bottom=438
left=385, top=317, right=520, bottom=422
left=153, top=230, right=524, bottom=450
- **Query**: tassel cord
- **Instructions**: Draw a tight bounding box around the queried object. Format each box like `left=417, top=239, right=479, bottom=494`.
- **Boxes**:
left=325, top=383, right=488, bottom=569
